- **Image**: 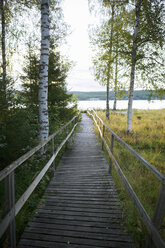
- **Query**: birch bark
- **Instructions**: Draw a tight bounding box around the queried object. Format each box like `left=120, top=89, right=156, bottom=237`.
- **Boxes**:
left=113, top=25, right=119, bottom=111
left=113, top=55, right=118, bottom=111
left=127, top=0, right=141, bottom=133
left=38, top=0, right=50, bottom=143
left=106, top=76, right=110, bottom=119
left=106, top=4, right=114, bottom=119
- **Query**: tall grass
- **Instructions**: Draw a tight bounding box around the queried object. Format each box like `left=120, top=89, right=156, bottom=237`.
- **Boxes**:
left=94, top=109, right=165, bottom=247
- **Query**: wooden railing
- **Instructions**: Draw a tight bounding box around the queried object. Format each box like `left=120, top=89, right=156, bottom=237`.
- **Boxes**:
left=88, top=110, right=165, bottom=248
left=0, top=114, right=80, bottom=248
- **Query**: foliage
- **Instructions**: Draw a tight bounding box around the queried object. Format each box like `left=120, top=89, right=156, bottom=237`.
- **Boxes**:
left=21, top=40, right=77, bottom=134
left=0, top=75, right=36, bottom=169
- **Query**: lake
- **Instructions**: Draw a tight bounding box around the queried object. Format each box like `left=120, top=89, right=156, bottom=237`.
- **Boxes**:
left=78, top=100, right=165, bottom=110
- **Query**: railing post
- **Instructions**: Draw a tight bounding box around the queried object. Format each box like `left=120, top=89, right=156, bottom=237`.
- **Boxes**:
left=102, top=125, right=105, bottom=150
left=51, top=137, right=55, bottom=175
left=66, top=125, right=68, bottom=136
left=109, top=134, right=114, bottom=174
left=5, top=172, right=16, bottom=248
left=146, top=183, right=165, bottom=248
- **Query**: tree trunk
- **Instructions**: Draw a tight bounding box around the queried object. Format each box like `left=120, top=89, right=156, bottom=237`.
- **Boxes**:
left=127, top=0, right=141, bottom=133
left=1, top=0, right=7, bottom=86
left=113, top=26, right=119, bottom=111
left=106, top=82, right=110, bottom=119
left=38, top=0, right=50, bottom=143
left=0, top=0, right=7, bottom=124
left=113, top=65, right=117, bottom=111
left=106, top=4, right=115, bottom=119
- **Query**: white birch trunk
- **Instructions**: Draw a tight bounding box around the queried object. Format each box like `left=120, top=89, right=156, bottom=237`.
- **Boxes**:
left=113, top=27, right=119, bottom=111
left=106, top=82, right=110, bottom=119
left=127, top=0, right=141, bottom=133
left=113, top=66, right=118, bottom=110
left=38, top=0, right=50, bottom=143
left=106, top=4, right=115, bottom=119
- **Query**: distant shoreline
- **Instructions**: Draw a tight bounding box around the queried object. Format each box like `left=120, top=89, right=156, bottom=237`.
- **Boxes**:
left=69, top=90, right=165, bottom=101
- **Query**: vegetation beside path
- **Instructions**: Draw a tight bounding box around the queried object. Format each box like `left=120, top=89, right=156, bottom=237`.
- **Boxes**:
left=93, top=109, right=165, bottom=247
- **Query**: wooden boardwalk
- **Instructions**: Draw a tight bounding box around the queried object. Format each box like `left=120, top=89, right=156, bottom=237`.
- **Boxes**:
left=18, top=114, right=135, bottom=248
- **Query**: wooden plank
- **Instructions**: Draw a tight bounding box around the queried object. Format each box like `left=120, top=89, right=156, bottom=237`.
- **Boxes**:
left=18, top=239, right=101, bottom=248
left=146, top=184, right=165, bottom=247
left=36, top=208, right=122, bottom=219
left=5, top=172, right=16, bottom=248
left=22, top=226, right=133, bottom=242
left=44, top=200, right=121, bottom=209
left=38, top=205, right=122, bottom=214
left=152, top=184, right=165, bottom=229
left=28, top=222, right=129, bottom=236
left=20, top=232, right=133, bottom=248
left=32, top=216, right=125, bottom=229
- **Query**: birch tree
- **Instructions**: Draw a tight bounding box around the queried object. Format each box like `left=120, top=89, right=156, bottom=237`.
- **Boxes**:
left=126, top=0, right=165, bottom=132
left=127, top=0, right=141, bottom=133
left=106, top=4, right=114, bottom=119
left=113, top=25, right=119, bottom=110
left=38, top=0, right=50, bottom=143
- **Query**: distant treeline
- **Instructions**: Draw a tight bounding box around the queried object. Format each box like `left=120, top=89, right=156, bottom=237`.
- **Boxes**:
left=70, top=90, right=165, bottom=101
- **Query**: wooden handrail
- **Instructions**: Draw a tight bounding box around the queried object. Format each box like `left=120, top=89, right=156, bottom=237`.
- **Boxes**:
left=0, top=115, right=77, bottom=182
left=0, top=114, right=79, bottom=247
left=92, top=110, right=165, bottom=184
left=88, top=110, right=165, bottom=248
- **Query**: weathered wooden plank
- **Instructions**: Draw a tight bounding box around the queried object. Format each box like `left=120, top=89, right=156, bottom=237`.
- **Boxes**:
left=20, top=232, right=133, bottom=248
left=28, top=221, right=129, bottom=236
left=5, top=172, right=16, bottom=248
left=36, top=208, right=122, bottom=219
left=18, top=239, right=100, bottom=248
left=34, top=212, right=122, bottom=224
left=44, top=200, right=121, bottom=209
left=32, top=216, right=125, bottom=229
left=22, top=226, right=133, bottom=242
left=44, top=191, right=118, bottom=197
left=44, top=197, right=119, bottom=204
left=37, top=206, right=121, bottom=214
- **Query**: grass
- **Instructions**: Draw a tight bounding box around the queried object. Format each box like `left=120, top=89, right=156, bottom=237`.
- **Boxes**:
left=93, top=109, right=165, bottom=247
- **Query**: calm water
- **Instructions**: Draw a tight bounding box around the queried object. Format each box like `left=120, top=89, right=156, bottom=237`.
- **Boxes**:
left=78, top=100, right=165, bottom=110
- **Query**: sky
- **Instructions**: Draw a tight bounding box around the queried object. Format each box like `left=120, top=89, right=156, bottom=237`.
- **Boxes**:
left=61, top=0, right=105, bottom=92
